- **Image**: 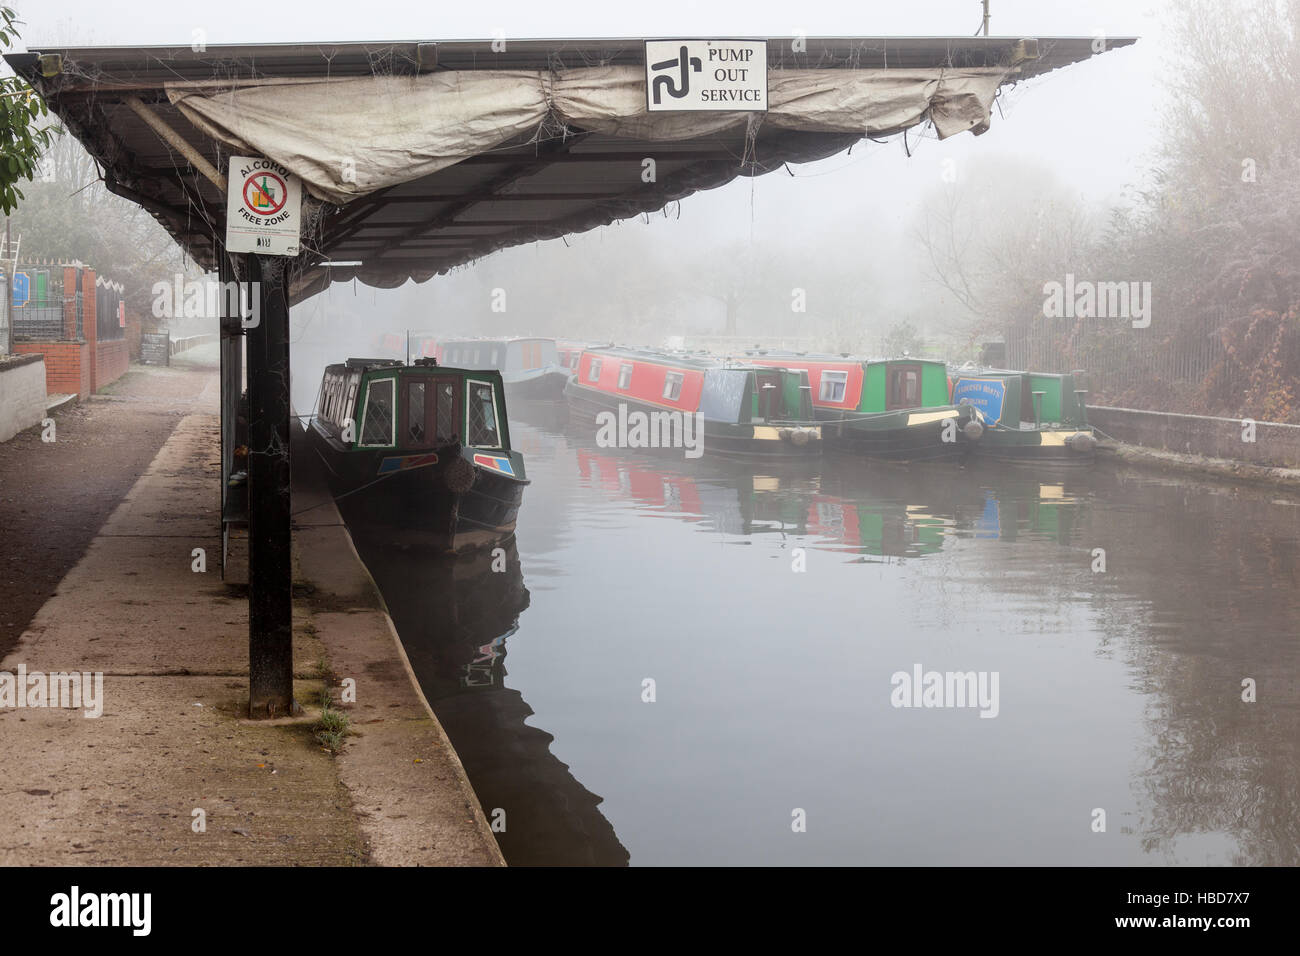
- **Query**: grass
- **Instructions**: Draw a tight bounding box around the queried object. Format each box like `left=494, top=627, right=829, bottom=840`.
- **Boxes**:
left=312, top=685, right=351, bottom=755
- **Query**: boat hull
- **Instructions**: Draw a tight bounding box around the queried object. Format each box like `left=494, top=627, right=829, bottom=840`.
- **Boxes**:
left=564, top=382, right=822, bottom=461
left=307, top=426, right=527, bottom=552
left=973, top=427, right=1097, bottom=464
left=505, top=368, right=570, bottom=402
left=817, top=405, right=979, bottom=462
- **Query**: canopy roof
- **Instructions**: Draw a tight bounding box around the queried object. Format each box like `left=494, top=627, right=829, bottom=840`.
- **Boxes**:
left=7, top=36, right=1134, bottom=303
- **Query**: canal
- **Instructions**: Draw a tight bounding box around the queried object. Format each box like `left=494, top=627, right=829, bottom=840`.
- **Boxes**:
left=346, top=403, right=1300, bottom=866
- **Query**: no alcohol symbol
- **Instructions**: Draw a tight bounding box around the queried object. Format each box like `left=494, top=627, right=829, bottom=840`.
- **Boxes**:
left=243, top=171, right=287, bottom=216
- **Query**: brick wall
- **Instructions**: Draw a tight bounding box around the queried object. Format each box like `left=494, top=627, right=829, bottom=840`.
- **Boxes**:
left=95, top=339, right=129, bottom=389
left=12, top=341, right=90, bottom=397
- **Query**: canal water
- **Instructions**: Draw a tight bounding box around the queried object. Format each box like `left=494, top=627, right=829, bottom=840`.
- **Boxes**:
left=349, top=403, right=1300, bottom=866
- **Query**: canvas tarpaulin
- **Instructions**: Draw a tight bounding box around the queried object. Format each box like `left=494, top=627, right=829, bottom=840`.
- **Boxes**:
left=166, top=65, right=1011, bottom=206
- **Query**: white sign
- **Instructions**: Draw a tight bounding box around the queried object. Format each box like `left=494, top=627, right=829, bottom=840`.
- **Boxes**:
left=225, top=156, right=302, bottom=256
left=645, top=40, right=768, bottom=112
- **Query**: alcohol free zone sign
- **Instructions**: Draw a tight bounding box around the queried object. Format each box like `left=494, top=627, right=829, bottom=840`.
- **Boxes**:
left=645, top=40, right=768, bottom=112
left=225, top=156, right=303, bottom=256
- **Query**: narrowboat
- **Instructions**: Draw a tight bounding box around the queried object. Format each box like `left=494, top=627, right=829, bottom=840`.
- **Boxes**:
left=556, top=341, right=590, bottom=379
left=436, top=337, right=569, bottom=401
left=564, top=347, right=822, bottom=460
left=307, top=357, right=528, bottom=551
left=744, top=351, right=984, bottom=461
left=948, top=367, right=1096, bottom=463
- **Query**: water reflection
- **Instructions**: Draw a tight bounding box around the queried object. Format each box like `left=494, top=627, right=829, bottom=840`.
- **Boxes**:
left=347, top=534, right=630, bottom=866
left=357, top=400, right=1300, bottom=865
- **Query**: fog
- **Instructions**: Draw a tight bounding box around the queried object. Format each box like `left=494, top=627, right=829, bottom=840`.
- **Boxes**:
left=13, top=0, right=1299, bottom=422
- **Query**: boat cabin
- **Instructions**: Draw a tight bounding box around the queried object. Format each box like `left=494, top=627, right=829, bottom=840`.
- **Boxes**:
left=315, top=358, right=510, bottom=453
left=949, top=369, right=1089, bottom=428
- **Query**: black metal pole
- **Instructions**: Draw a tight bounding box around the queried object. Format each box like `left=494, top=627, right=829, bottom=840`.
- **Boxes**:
left=245, top=254, right=295, bottom=717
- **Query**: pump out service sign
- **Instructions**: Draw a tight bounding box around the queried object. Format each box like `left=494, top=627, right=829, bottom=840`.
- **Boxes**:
left=225, top=155, right=303, bottom=256
left=645, top=40, right=768, bottom=112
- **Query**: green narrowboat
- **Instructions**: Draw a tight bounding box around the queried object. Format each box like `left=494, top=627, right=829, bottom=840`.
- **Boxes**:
left=746, top=352, right=984, bottom=460
left=307, top=357, right=529, bottom=551
left=949, top=368, right=1096, bottom=463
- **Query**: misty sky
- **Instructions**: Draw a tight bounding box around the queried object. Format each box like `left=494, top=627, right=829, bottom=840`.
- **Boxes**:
left=13, top=1, right=1170, bottom=353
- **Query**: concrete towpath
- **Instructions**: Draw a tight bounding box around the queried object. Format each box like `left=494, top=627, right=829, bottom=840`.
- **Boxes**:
left=0, top=358, right=502, bottom=866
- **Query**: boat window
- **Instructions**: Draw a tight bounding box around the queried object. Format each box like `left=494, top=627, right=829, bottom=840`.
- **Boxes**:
left=618, top=363, right=633, bottom=389
left=345, top=379, right=359, bottom=427
left=320, top=376, right=333, bottom=423
left=820, top=370, right=848, bottom=403
left=491, top=347, right=502, bottom=368
left=570, top=351, right=581, bottom=369
left=663, top=371, right=684, bottom=401
left=323, top=377, right=335, bottom=423
left=467, top=380, right=501, bottom=448
left=405, top=379, right=428, bottom=446
left=588, top=358, right=603, bottom=383
left=359, top=377, right=396, bottom=446
left=436, top=381, right=458, bottom=443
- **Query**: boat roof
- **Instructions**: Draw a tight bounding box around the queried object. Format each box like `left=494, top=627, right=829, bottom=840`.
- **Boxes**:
left=325, top=358, right=505, bottom=379
left=952, top=366, right=1077, bottom=379
left=743, top=349, right=948, bottom=368
left=584, top=345, right=810, bottom=374
left=438, top=336, right=556, bottom=345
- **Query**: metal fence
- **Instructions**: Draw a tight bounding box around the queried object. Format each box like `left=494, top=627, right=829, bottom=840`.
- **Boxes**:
left=1000, top=306, right=1238, bottom=410
left=95, top=277, right=125, bottom=342
left=12, top=266, right=77, bottom=342
left=11, top=265, right=128, bottom=343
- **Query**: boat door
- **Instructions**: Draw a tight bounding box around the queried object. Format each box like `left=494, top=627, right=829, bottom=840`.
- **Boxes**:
left=886, top=363, right=923, bottom=410
left=401, top=375, right=463, bottom=449
left=754, top=370, right=782, bottom=421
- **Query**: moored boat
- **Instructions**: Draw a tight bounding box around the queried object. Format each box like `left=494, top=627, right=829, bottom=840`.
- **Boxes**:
left=556, top=341, right=590, bottom=379
left=564, top=347, right=822, bottom=460
left=307, top=357, right=528, bottom=551
left=948, top=367, right=1096, bottom=463
left=437, top=337, right=569, bottom=401
left=745, top=351, right=984, bottom=461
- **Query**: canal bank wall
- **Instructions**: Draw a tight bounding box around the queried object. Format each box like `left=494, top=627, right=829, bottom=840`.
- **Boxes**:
left=1089, top=405, right=1300, bottom=488
left=289, top=425, right=506, bottom=865
left=0, top=366, right=502, bottom=866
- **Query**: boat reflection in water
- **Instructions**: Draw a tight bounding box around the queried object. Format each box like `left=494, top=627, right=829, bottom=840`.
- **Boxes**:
left=345, top=533, right=630, bottom=866
left=570, top=441, right=1084, bottom=560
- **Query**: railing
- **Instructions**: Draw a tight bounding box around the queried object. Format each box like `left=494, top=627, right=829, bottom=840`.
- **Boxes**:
left=95, top=277, right=125, bottom=342
left=12, top=266, right=73, bottom=341
left=996, top=305, right=1264, bottom=417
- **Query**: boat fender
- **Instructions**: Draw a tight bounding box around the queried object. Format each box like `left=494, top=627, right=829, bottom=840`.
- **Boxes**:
left=778, top=427, right=793, bottom=441
left=1066, top=431, right=1097, bottom=453
left=962, top=420, right=985, bottom=441
left=791, top=428, right=811, bottom=447
left=444, top=456, right=476, bottom=493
